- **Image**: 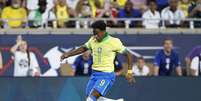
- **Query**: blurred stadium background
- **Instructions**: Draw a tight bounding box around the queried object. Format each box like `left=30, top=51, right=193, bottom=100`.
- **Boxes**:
left=0, top=0, right=201, bottom=101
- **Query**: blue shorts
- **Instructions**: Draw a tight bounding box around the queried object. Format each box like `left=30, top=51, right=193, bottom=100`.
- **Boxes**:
left=86, top=71, right=116, bottom=96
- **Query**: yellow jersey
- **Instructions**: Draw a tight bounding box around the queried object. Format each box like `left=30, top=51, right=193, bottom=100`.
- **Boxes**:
left=1, top=6, right=27, bottom=28
left=179, top=2, right=190, bottom=17
left=85, top=33, right=126, bottom=72
left=56, top=5, right=69, bottom=27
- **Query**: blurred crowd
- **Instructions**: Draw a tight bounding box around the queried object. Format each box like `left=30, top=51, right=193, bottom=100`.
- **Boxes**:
left=0, top=0, right=201, bottom=29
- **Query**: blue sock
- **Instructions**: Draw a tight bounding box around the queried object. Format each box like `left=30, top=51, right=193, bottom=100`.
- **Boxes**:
left=89, top=95, right=97, bottom=101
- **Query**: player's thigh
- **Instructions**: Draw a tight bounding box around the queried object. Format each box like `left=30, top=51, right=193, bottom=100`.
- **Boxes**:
left=93, top=78, right=114, bottom=96
left=86, top=78, right=96, bottom=96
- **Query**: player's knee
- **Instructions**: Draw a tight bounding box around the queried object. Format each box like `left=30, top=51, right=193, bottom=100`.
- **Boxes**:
left=91, top=89, right=101, bottom=98
left=86, top=89, right=101, bottom=101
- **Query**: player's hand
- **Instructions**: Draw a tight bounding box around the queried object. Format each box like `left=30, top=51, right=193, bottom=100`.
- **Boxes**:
left=60, top=53, right=70, bottom=62
left=126, top=71, right=135, bottom=85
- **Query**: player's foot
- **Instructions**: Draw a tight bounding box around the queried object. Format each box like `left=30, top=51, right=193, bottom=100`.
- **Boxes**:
left=116, top=98, right=124, bottom=101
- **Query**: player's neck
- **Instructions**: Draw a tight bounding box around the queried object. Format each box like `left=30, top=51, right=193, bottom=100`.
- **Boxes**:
left=98, top=32, right=109, bottom=42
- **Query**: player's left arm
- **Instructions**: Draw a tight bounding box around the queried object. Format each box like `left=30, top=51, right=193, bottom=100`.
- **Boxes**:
left=122, top=50, right=133, bottom=73
left=122, top=50, right=135, bottom=84
left=115, top=38, right=135, bottom=84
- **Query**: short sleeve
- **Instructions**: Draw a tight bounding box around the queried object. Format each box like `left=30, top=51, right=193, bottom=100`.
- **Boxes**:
left=154, top=51, right=161, bottom=67
left=84, top=37, right=93, bottom=49
left=114, top=38, right=126, bottom=54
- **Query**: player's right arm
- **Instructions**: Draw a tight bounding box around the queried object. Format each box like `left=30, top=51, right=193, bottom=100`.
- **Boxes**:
left=60, top=46, right=88, bottom=61
left=114, top=38, right=135, bottom=84
left=61, top=37, right=93, bottom=61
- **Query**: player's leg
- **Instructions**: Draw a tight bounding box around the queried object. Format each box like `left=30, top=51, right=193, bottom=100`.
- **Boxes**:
left=86, top=89, right=101, bottom=101
left=86, top=78, right=113, bottom=101
left=86, top=79, right=96, bottom=96
left=86, top=75, right=99, bottom=101
left=90, top=77, right=114, bottom=101
left=94, top=79, right=114, bottom=96
left=86, top=72, right=116, bottom=101
left=95, top=79, right=123, bottom=101
left=94, top=73, right=123, bottom=101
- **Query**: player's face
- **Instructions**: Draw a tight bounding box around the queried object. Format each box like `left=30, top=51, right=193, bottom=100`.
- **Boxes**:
left=164, top=40, right=173, bottom=52
left=19, top=41, right=28, bottom=52
left=138, top=59, right=145, bottom=69
left=93, top=28, right=104, bottom=42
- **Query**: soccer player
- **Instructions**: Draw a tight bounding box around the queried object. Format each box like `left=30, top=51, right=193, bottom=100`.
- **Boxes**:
left=60, top=21, right=134, bottom=101
left=154, top=38, right=182, bottom=76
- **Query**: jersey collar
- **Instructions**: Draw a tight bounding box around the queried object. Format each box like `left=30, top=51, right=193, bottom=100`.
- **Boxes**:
left=100, top=32, right=110, bottom=42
